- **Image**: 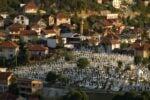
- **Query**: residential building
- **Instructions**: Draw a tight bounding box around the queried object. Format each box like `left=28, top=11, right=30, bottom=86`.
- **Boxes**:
left=56, top=13, right=71, bottom=26
left=97, top=0, right=102, bottom=4
left=20, top=30, right=38, bottom=42
left=132, top=43, right=150, bottom=58
left=112, top=0, right=122, bottom=9
left=41, top=29, right=57, bottom=39
left=8, top=23, right=25, bottom=34
left=24, top=1, right=38, bottom=14
left=48, top=15, right=55, bottom=26
left=0, top=41, right=19, bottom=59
left=25, top=44, right=49, bottom=58
left=17, top=78, right=43, bottom=97
left=0, top=32, right=6, bottom=40
left=0, top=16, right=4, bottom=27
left=0, top=72, right=16, bottom=92
left=31, top=24, right=44, bottom=36
left=14, top=15, right=29, bottom=26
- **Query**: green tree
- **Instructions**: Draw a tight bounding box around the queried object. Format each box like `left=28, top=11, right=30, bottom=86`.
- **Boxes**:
left=117, top=60, right=123, bottom=69
left=45, top=71, right=59, bottom=84
left=8, top=83, right=19, bottom=95
left=63, top=89, right=88, bottom=100
left=134, top=56, right=142, bottom=65
left=77, top=58, right=90, bottom=69
left=64, top=51, right=74, bottom=61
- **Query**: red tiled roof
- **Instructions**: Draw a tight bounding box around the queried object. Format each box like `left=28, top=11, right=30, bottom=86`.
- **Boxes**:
left=25, top=2, right=38, bottom=10
left=0, top=32, right=6, bottom=37
left=0, top=41, right=18, bottom=48
left=130, top=42, right=150, bottom=50
left=26, top=44, right=48, bottom=51
left=20, top=30, right=38, bottom=36
left=0, top=72, right=12, bottom=82
left=42, top=29, right=56, bottom=35
left=8, top=23, right=24, bottom=32
left=110, top=39, right=120, bottom=44
left=56, top=13, right=69, bottom=19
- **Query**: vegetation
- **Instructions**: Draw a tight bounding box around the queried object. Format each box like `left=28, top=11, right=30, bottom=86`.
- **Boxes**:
left=45, top=71, right=59, bottom=84
left=77, top=58, right=90, bottom=69
left=134, top=56, right=142, bottom=65
left=45, top=71, right=68, bottom=85
left=112, top=91, right=150, bottom=100
left=8, top=83, right=19, bottom=95
left=64, top=51, right=75, bottom=61
left=63, top=89, right=88, bottom=100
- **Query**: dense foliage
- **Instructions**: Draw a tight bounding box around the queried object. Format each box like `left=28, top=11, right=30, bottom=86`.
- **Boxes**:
left=112, top=91, right=150, bottom=100
left=63, top=89, right=88, bottom=100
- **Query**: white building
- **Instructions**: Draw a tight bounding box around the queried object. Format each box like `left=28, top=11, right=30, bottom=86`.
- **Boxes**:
left=14, top=15, right=29, bottom=26
left=0, top=41, right=19, bottom=59
left=112, top=0, right=122, bottom=9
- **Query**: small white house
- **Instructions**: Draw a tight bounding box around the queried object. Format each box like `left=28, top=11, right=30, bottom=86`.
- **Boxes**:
left=14, top=15, right=29, bottom=26
left=112, top=0, right=122, bottom=9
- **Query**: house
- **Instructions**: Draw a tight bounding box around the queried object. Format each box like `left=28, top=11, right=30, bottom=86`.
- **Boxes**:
left=41, top=29, right=57, bottom=39
left=17, top=78, right=43, bottom=97
left=0, top=12, right=9, bottom=19
left=37, top=18, right=47, bottom=29
left=8, top=34, right=20, bottom=42
left=0, top=41, right=19, bottom=59
left=112, top=0, right=122, bottom=9
left=31, top=24, right=44, bottom=35
left=0, top=68, right=7, bottom=72
left=14, top=15, right=29, bottom=26
left=97, top=0, right=102, bottom=4
left=0, top=16, right=4, bottom=27
left=25, top=44, right=49, bottom=58
left=107, top=14, right=118, bottom=19
left=8, top=23, right=25, bottom=34
left=0, top=32, right=6, bottom=40
left=48, top=15, right=55, bottom=26
left=20, top=30, right=38, bottom=42
left=24, top=1, right=38, bottom=14
left=0, top=72, right=16, bottom=92
left=125, top=0, right=133, bottom=4
left=131, top=42, right=150, bottom=58
left=47, top=36, right=59, bottom=48
left=56, top=13, right=71, bottom=26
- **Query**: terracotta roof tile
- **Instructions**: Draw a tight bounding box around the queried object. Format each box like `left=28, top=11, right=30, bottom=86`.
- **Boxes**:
left=25, top=2, right=38, bottom=10
left=56, top=13, right=69, bottom=19
left=8, top=23, right=24, bottom=32
left=0, top=41, right=18, bottom=48
left=20, top=30, right=38, bottom=36
left=0, top=32, right=6, bottom=37
left=42, top=29, right=56, bottom=35
left=26, top=44, right=48, bottom=51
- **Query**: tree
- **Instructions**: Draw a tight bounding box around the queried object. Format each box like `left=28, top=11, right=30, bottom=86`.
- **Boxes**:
left=117, top=60, right=123, bottom=69
left=77, top=58, right=90, bottom=69
left=134, top=56, right=142, bottom=65
left=8, top=83, right=19, bottom=95
left=45, top=71, right=59, bottom=84
left=63, top=89, right=88, bottom=100
left=64, top=51, right=74, bottom=61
